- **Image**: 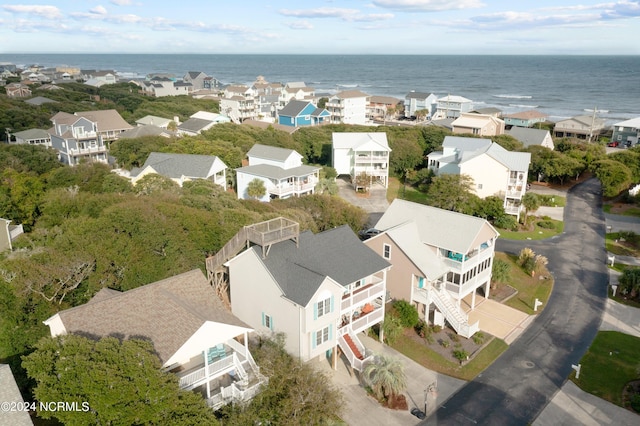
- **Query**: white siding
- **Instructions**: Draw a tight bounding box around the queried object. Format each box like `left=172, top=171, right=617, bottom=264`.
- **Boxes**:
left=460, top=155, right=508, bottom=199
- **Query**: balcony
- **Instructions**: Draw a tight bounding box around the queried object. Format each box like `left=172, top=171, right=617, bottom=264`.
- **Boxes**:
left=69, top=145, right=108, bottom=155
left=268, top=181, right=316, bottom=197
left=442, top=245, right=492, bottom=273
left=354, top=154, right=389, bottom=162
left=412, top=286, right=430, bottom=306
left=446, top=267, right=492, bottom=297
left=339, top=299, right=384, bottom=334
left=341, top=279, right=385, bottom=312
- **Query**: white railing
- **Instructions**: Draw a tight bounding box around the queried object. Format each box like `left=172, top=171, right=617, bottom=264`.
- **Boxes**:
left=430, top=287, right=474, bottom=337
left=69, top=146, right=107, bottom=155
left=269, top=181, right=316, bottom=196
left=506, top=190, right=524, bottom=198
left=338, top=333, right=373, bottom=372
left=341, top=280, right=385, bottom=311
left=209, top=377, right=268, bottom=410
left=350, top=308, right=384, bottom=334
left=354, top=155, right=389, bottom=162
left=412, top=286, right=430, bottom=306
left=442, top=249, right=493, bottom=273
left=178, top=353, right=237, bottom=389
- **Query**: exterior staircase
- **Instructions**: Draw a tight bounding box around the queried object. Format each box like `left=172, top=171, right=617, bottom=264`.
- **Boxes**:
left=338, top=330, right=372, bottom=371
left=431, top=286, right=479, bottom=338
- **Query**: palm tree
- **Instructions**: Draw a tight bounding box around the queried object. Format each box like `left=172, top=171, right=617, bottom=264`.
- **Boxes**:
left=247, top=178, right=266, bottom=200
left=363, top=355, right=407, bottom=401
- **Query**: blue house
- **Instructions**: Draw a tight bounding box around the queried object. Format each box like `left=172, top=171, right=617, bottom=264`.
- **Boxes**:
left=278, top=100, right=330, bottom=127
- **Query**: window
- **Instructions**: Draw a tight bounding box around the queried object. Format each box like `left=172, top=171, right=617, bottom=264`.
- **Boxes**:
left=316, top=325, right=330, bottom=347
left=317, top=297, right=331, bottom=318
left=383, top=244, right=391, bottom=260
left=262, top=312, right=273, bottom=331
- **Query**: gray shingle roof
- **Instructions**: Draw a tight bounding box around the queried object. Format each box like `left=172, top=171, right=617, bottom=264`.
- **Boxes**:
left=75, top=109, right=133, bottom=132
left=0, top=365, right=33, bottom=425
left=135, top=152, right=225, bottom=179
left=256, top=226, right=390, bottom=306
left=118, top=125, right=172, bottom=139
left=506, top=127, right=551, bottom=147
left=178, top=117, right=213, bottom=132
left=405, top=91, right=434, bottom=99
left=13, top=128, right=50, bottom=139
left=279, top=100, right=311, bottom=117
left=52, top=270, right=249, bottom=364
left=25, top=96, right=56, bottom=105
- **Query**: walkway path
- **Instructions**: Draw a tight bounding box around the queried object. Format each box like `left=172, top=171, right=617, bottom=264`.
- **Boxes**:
left=425, top=178, right=609, bottom=425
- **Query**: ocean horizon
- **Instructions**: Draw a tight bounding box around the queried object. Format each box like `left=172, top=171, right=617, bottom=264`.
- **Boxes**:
left=2, top=54, right=639, bottom=123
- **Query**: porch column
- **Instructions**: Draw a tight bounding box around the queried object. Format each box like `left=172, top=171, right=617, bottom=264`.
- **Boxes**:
left=471, top=289, right=476, bottom=310
left=484, top=280, right=491, bottom=300
left=244, top=331, right=249, bottom=359
left=204, top=349, right=211, bottom=398
left=332, top=345, right=338, bottom=370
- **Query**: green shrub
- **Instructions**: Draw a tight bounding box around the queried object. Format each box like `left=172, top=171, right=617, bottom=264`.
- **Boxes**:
left=440, top=339, right=450, bottom=348
left=414, top=319, right=428, bottom=338
left=494, top=214, right=518, bottom=230
left=472, top=332, right=485, bottom=345
left=393, top=300, right=419, bottom=328
left=453, top=349, right=469, bottom=363
left=630, top=393, right=640, bottom=413
left=537, top=220, right=556, bottom=229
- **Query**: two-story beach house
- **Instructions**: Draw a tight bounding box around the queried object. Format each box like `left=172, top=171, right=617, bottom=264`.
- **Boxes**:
left=235, top=144, right=320, bottom=202
left=434, top=95, right=473, bottom=119
left=128, top=152, right=228, bottom=189
left=427, top=136, right=531, bottom=219
left=50, top=110, right=132, bottom=166
left=366, top=200, right=499, bottom=338
left=326, top=90, right=369, bottom=125
left=219, top=85, right=259, bottom=123
left=611, top=117, right=640, bottom=147
left=502, top=110, right=548, bottom=128
left=553, top=114, right=606, bottom=141
left=206, top=218, right=390, bottom=371
left=332, top=132, right=392, bottom=189
left=404, top=91, right=438, bottom=119
left=451, top=113, right=505, bottom=136
left=43, top=269, right=267, bottom=410
left=507, top=127, right=555, bottom=150
left=277, top=100, right=330, bottom=127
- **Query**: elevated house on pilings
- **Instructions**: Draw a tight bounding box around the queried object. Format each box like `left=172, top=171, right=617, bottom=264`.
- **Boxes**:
left=207, top=218, right=391, bottom=372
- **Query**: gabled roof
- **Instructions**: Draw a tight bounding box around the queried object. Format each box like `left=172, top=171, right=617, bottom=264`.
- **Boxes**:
left=555, top=115, right=606, bottom=128
left=75, top=109, right=133, bottom=131
left=383, top=222, right=449, bottom=281
left=0, top=364, right=33, bottom=426
left=332, top=132, right=391, bottom=151
left=178, top=117, right=214, bottom=132
left=442, top=136, right=493, bottom=152
left=438, top=95, right=472, bottom=103
left=247, top=144, right=302, bottom=163
left=242, top=120, right=298, bottom=135
left=405, top=91, right=435, bottom=100
left=452, top=113, right=504, bottom=129
left=236, top=163, right=319, bottom=180
left=135, top=152, right=226, bottom=179
left=507, top=127, right=552, bottom=148
left=613, top=117, right=640, bottom=128
left=135, top=115, right=172, bottom=127
left=369, top=95, right=401, bottom=105
left=254, top=226, right=390, bottom=306
left=375, top=199, right=499, bottom=255
left=118, top=125, right=173, bottom=139
left=47, top=269, right=251, bottom=365
left=332, top=90, right=369, bottom=99
left=502, top=109, right=548, bottom=120
left=480, top=143, right=531, bottom=171
left=279, top=100, right=313, bottom=117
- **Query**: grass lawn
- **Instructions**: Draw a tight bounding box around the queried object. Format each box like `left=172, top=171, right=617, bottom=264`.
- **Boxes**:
left=494, top=252, right=554, bottom=315
left=497, top=218, right=564, bottom=241
left=571, top=331, right=640, bottom=407
left=603, top=203, right=640, bottom=218
left=387, top=177, right=428, bottom=205
left=391, top=335, right=508, bottom=381
left=605, top=232, right=640, bottom=257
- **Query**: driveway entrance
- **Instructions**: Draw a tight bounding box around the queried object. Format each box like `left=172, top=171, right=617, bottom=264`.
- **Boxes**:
left=461, top=295, right=532, bottom=344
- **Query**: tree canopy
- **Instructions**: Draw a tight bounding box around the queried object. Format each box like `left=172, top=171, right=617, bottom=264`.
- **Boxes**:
left=23, top=335, right=218, bottom=425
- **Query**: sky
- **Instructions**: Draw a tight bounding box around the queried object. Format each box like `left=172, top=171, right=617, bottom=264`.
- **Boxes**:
left=1, top=0, right=639, bottom=55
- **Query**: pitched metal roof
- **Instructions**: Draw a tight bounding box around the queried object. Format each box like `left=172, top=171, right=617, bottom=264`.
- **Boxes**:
left=375, top=199, right=499, bottom=255
left=332, top=132, right=391, bottom=151
left=614, top=117, right=640, bottom=128
left=247, top=144, right=301, bottom=162
left=507, top=127, right=551, bottom=147
left=255, top=226, right=390, bottom=306
left=50, top=269, right=250, bottom=364
left=405, top=91, right=434, bottom=99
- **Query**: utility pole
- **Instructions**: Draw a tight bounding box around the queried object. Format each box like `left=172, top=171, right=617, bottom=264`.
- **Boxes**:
left=588, top=106, right=597, bottom=143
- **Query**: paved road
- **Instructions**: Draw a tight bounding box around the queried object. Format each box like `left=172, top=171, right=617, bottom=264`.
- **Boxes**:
left=604, top=212, right=640, bottom=234
left=425, top=178, right=609, bottom=425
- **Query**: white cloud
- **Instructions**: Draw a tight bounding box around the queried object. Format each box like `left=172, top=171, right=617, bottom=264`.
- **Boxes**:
left=279, top=7, right=360, bottom=19
left=285, top=20, right=314, bottom=30
left=110, top=0, right=133, bottom=5
left=90, top=6, right=108, bottom=15
left=372, top=0, right=484, bottom=12
left=2, top=5, right=63, bottom=19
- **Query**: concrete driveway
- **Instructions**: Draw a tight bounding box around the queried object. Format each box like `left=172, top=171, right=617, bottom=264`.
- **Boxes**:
left=335, top=177, right=389, bottom=227
left=461, top=295, right=532, bottom=344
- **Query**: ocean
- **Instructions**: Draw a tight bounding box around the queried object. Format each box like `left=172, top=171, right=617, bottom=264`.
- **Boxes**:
left=2, top=54, right=639, bottom=123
